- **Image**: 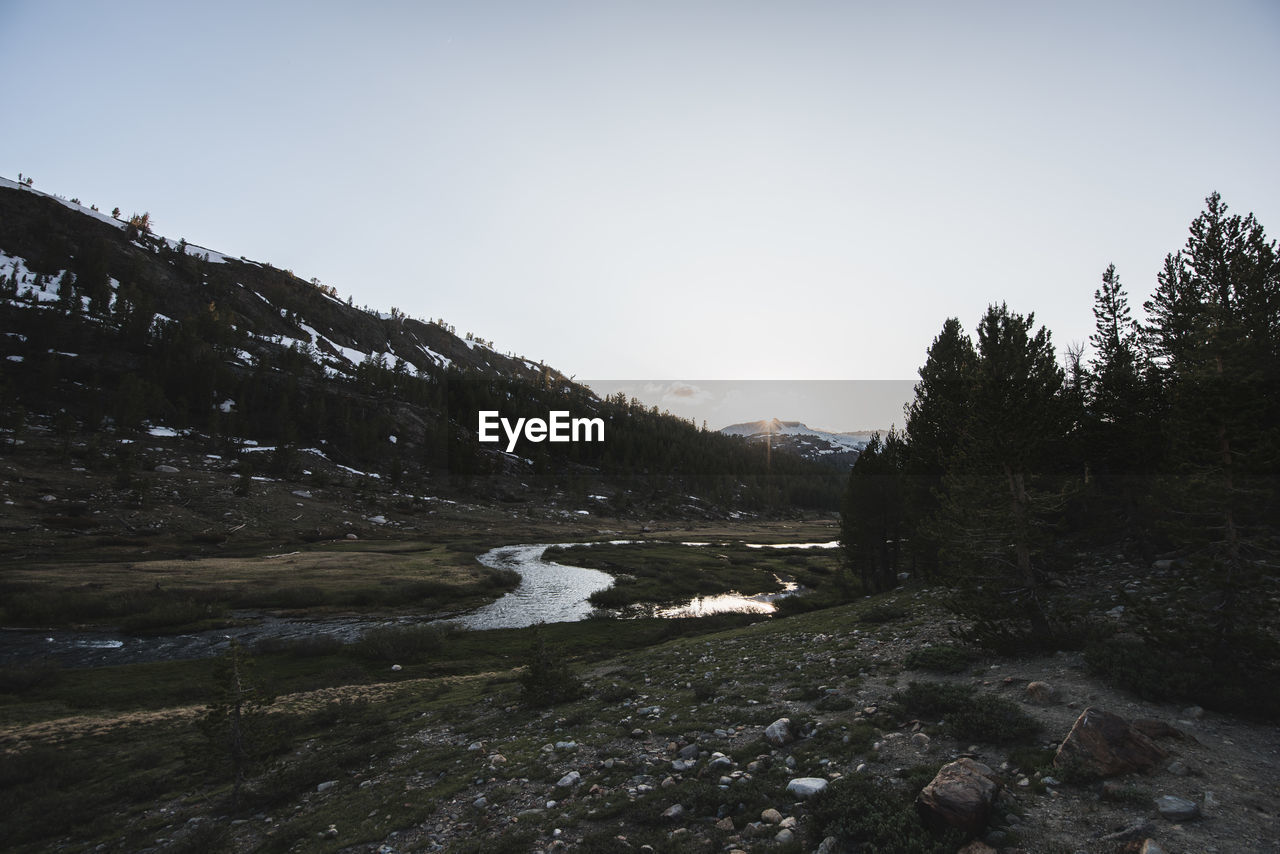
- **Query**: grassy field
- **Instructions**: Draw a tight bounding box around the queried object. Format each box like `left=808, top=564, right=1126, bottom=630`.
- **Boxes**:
left=543, top=539, right=845, bottom=608
left=0, top=540, right=520, bottom=632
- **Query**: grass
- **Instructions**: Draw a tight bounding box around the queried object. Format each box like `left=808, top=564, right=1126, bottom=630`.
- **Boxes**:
left=542, top=540, right=840, bottom=609
left=0, top=542, right=520, bottom=630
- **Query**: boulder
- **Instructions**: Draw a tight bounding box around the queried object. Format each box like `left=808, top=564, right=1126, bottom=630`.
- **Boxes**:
left=785, top=777, right=828, bottom=799
left=555, top=771, right=581, bottom=788
left=661, top=803, right=685, bottom=821
left=1025, top=681, right=1058, bottom=704
left=1052, top=708, right=1167, bottom=779
left=1154, top=795, right=1200, bottom=822
left=916, top=758, right=1001, bottom=835
left=765, top=717, right=793, bottom=746
left=760, top=808, right=782, bottom=824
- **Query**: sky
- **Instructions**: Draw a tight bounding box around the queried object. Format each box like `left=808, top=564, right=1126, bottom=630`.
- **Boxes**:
left=2, top=1, right=1278, bottom=427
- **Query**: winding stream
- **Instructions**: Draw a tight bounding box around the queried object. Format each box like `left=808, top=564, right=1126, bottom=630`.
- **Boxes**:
left=0, top=540, right=836, bottom=667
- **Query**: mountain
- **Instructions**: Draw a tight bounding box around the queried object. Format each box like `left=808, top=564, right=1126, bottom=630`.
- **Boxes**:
left=0, top=178, right=844, bottom=544
left=720, top=418, right=878, bottom=467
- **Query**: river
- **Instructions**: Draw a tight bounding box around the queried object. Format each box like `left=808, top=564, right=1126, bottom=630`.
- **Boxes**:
left=0, top=540, right=836, bottom=667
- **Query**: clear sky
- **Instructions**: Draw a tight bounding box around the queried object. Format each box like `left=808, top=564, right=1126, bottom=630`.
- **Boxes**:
left=3, top=1, right=1278, bottom=400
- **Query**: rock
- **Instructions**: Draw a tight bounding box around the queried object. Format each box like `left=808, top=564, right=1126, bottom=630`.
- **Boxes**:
left=661, top=803, right=685, bottom=821
left=556, top=771, right=581, bottom=788
left=785, top=777, right=828, bottom=799
left=1026, top=681, right=1058, bottom=704
left=916, top=758, right=1001, bottom=835
left=1154, top=795, right=1200, bottom=822
left=1167, top=760, right=1188, bottom=776
left=345, top=533, right=358, bottom=540
left=1202, top=790, right=1219, bottom=813
left=316, top=780, right=337, bottom=792
left=671, top=759, right=695, bottom=773
left=765, top=717, right=794, bottom=746
left=555, top=741, right=578, bottom=750
left=911, top=732, right=931, bottom=750
left=774, top=828, right=794, bottom=844
left=472, top=796, right=488, bottom=808
left=1139, top=841, right=1169, bottom=854
left=815, top=837, right=839, bottom=854
left=1052, top=708, right=1167, bottom=779
left=707, top=754, right=734, bottom=772
left=154, top=464, right=179, bottom=473
left=715, top=817, right=734, bottom=832
left=677, top=743, right=700, bottom=760
left=292, top=489, right=312, bottom=499
left=391, top=664, right=402, bottom=672
left=958, top=842, right=997, bottom=854
left=761, top=808, right=782, bottom=824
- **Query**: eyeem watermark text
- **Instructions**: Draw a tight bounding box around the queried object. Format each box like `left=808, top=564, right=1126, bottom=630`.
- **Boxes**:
left=478, top=411, right=605, bottom=452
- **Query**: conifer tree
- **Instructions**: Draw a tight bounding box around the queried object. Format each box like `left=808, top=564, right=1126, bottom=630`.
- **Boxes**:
left=903, top=317, right=976, bottom=574
left=840, top=429, right=908, bottom=593
left=937, top=304, right=1070, bottom=643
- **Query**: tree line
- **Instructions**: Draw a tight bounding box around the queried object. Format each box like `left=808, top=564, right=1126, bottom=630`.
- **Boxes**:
left=839, top=193, right=1278, bottom=713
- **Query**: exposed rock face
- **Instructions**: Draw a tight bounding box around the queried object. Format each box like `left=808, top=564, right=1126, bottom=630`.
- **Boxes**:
left=1053, top=707, right=1167, bottom=779
left=916, top=758, right=1001, bottom=835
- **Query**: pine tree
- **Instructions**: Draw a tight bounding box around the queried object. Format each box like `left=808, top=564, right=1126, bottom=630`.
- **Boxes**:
left=903, top=317, right=977, bottom=575
left=938, top=304, right=1072, bottom=644
left=199, top=639, right=275, bottom=807
left=1137, top=193, right=1280, bottom=707
left=840, top=429, right=908, bottom=593
left=1082, top=264, right=1159, bottom=535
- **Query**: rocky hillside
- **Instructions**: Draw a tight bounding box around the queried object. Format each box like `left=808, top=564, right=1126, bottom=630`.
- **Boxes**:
left=0, top=178, right=844, bottom=522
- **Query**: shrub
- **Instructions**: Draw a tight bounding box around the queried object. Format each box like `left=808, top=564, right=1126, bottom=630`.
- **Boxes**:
left=860, top=602, right=909, bottom=624
left=806, top=774, right=964, bottom=853
left=353, top=623, right=457, bottom=662
left=903, top=644, right=978, bottom=674
left=892, top=681, right=1040, bottom=744
left=519, top=627, right=584, bottom=708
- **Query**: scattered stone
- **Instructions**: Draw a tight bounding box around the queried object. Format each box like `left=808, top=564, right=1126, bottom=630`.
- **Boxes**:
left=765, top=717, right=794, bottom=746
left=390, top=664, right=402, bottom=672
left=774, top=828, right=794, bottom=844
left=761, top=808, right=782, bottom=825
left=1154, top=795, right=1200, bottom=822
left=715, top=817, right=734, bottom=832
left=671, top=759, right=695, bottom=773
left=154, top=464, right=179, bottom=473
left=316, top=780, right=337, bottom=793
left=661, top=804, right=685, bottom=821
left=555, top=741, right=578, bottom=750
left=916, top=758, right=1001, bottom=835
left=707, top=753, right=734, bottom=772
left=785, top=777, right=828, bottom=799
left=556, top=771, right=581, bottom=788
left=1026, top=681, right=1058, bottom=704
left=472, top=796, right=487, bottom=808
left=1053, top=708, right=1167, bottom=779
left=677, top=743, right=700, bottom=760
left=345, top=533, right=358, bottom=540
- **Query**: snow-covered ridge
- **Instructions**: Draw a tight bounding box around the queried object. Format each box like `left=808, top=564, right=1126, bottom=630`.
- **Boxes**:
left=720, top=418, right=874, bottom=452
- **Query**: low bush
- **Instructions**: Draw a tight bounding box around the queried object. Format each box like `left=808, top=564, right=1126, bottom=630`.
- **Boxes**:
left=806, top=774, right=965, bottom=853
left=903, top=644, right=977, bottom=674
left=892, top=681, right=1040, bottom=744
